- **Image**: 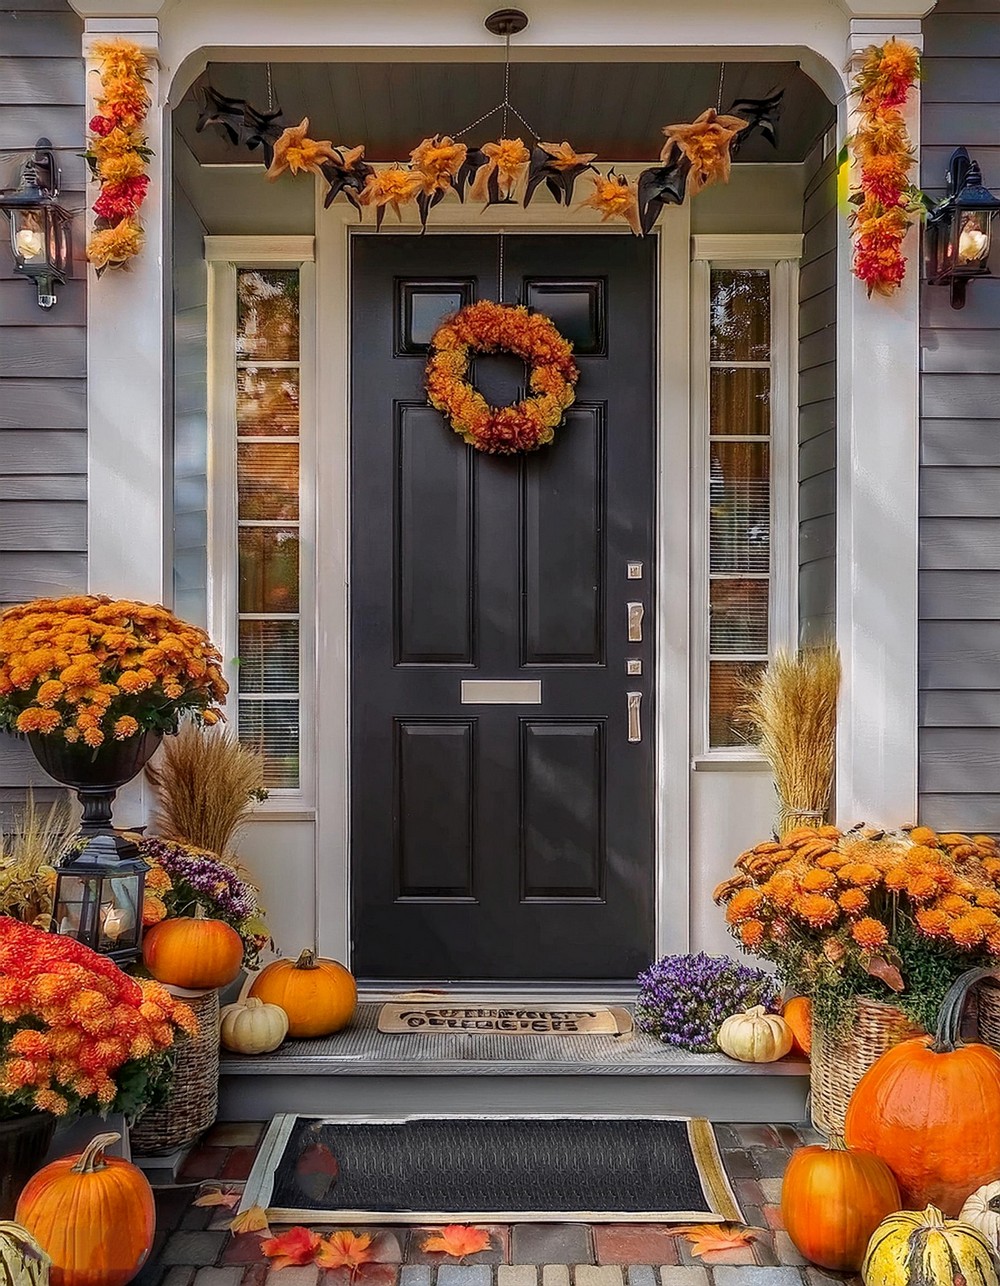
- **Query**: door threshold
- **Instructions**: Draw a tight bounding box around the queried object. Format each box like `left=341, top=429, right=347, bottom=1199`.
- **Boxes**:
left=356, top=980, right=639, bottom=1004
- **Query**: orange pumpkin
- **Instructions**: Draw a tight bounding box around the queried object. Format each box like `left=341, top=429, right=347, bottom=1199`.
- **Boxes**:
left=16, top=1132, right=155, bottom=1286
left=142, top=908, right=243, bottom=990
left=783, top=996, right=812, bottom=1056
left=780, top=1135, right=900, bottom=1271
left=845, top=966, right=1000, bottom=1215
left=248, top=949, right=356, bottom=1037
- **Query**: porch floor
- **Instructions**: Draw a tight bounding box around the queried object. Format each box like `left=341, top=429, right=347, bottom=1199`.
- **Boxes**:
left=138, top=1119, right=854, bottom=1286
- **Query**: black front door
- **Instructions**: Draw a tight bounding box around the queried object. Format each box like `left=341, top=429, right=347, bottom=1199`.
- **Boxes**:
left=350, top=233, right=656, bottom=980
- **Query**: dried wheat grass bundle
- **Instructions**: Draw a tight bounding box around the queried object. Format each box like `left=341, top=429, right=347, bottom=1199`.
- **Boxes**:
left=742, top=642, right=841, bottom=839
left=0, top=788, right=79, bottom=924
left=146, top=720, right=266, bottom=861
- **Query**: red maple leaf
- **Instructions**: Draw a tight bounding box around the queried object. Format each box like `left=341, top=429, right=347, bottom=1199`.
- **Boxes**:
left=260, top=1226, right=321, bottom=1269
left=421, top=1226, right=492, bottom=1258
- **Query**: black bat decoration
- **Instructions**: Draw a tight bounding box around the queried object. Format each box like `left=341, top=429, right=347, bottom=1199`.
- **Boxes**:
left=454, top=148, right=489, bottom=203
left=523, top=143, right=597, bottom=208
left=416, top=187, right=448, bottom=231
left=241, top=103, right=286, bottom=167
left=637, top=156, right=690, bottom=234
left=728, top=90, right=784, bottom=154
left=320, top=155, right=374, bottom=212
left=196, top=86, right=249, bottom=147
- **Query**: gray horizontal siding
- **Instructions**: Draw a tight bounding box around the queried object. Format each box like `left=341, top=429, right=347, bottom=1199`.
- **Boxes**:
left=798, top=135, right=837, bottom=646
left=0, top=0, right=86, bottom=790
left=918, top=0, right=1000, bottom=832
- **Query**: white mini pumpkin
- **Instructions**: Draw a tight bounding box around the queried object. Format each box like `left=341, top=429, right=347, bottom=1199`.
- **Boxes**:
left=959, top=1180, right=1000, bottom=1252
left=716, top=1005, right=793, bottom=1063
left=219, top=995, right=289, bottom=1054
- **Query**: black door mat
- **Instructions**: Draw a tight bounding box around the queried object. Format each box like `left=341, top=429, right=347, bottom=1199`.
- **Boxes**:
left=240, top=1114, right=745, bottom=1224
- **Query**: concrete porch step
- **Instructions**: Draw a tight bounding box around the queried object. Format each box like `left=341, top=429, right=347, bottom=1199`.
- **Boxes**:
left=218, top=1003, right=810, bottom=1123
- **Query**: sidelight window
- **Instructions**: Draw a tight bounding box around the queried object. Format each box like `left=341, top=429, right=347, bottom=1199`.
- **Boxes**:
left=693, top=251, right=798, bottom=754
left=207, top=243, right=316, bottom=801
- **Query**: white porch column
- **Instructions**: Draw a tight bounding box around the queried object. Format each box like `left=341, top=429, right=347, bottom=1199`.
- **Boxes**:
left=84, top=18, right=168, bottom=605
left=835, top=18, right=923, bottom=826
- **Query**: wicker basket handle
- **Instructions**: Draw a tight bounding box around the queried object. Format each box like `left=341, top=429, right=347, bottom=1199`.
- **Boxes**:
left=933, top=966, right=1000, bottom=1053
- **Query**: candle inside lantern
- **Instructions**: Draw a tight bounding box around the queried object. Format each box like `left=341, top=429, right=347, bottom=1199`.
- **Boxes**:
left=15, top=227, right=44, bottom=259
left=102, top=904, right=128, bottom=941
left=959, top=221, right=989, bottom=263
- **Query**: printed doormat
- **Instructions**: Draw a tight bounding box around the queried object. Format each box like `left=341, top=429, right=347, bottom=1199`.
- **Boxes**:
left=376, top=1003, right=634, bottom=1036
left=240, top=1114, right=745, bottom=1224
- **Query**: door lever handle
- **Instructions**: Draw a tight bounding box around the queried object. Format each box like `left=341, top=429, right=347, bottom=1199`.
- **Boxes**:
left=627, top=691, right=642, bottom=743
left=627, top=602, right=644, bottom=643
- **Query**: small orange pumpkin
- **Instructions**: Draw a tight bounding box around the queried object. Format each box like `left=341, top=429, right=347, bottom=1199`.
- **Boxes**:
left=142, top=907, right=243, bottom=990
left=780, top=1135, right=899, bottom=1271
left=16, top=1132, right=155, bottom=1286
left=845, top=966, right=1000, bottom=1215
left=783, top=996, right=812, bottom=1056
left=248, top=949, right=356, bottom=1037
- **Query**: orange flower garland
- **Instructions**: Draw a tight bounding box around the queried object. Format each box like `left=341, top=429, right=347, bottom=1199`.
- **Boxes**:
left=848, top=39, right=922, bottom=296
left=85, top=39, right=152, bottom=273
left=0, top=595, right=228, bottom=748
left=425, top=301, right=579, bottom=455
left=0, top=920, right=195, bottom=1117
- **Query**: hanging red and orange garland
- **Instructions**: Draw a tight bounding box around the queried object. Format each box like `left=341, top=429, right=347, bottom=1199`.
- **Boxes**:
left=84, top=38, right=153, bottom=273
left=848, top=39, right=922, bottom=296
left=426, top=301, right=579, bottom=454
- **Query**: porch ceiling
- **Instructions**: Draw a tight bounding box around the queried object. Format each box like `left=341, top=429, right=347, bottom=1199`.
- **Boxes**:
left=176, top=61, right=833, bottom=167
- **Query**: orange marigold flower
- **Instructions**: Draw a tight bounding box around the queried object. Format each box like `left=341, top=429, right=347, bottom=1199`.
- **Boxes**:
left=851, top=917, right=889, bottom=950
left=950, top=914, right=987, bottom=948
left=15, top=707, right=62, bottom=734
left=8, top=1030, right=50, bottom=1058
left=33, top=1089, right=70, bottom=1116
left=838, top=888, right=869, bottom=916
left=816, top=852, right=847, bottom=870
left=739, top=919, right=766, bottom=949
left=142, top=895, right=167, bottom=926
left=838, top=862, right=882, bottom=889
left=113, top=715, right=140, bottom=740
left=904, top=872, right=939, bottom=903
left=726, top=888, right=764, bottom=923
left=939, top=894, right=973, bottom=915
left=792, top=894, right=840, bottom=928
left=910, top=826, right=939, bottom=846
left=800, top=868, right=837, bottom=894
left=916, top=907, right=951, bottom=937
left=82, top=726, right=105, bottom=748
left=36, top=679, right=65, bottom=707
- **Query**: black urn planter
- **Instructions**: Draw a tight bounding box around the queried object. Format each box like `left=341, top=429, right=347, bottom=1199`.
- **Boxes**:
left=0, top=1112, right=56, bottom=1218
left=28, top=729, right=162, bottom=831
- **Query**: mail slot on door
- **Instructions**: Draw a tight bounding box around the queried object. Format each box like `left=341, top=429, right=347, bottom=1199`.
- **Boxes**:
left=460, top=680, right=543, bottom=704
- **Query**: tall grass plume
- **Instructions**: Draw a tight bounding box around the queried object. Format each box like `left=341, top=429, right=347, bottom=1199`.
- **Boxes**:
left=742, top=642, right=841, bottom=839
left=0, top=789, right=79, bottom=924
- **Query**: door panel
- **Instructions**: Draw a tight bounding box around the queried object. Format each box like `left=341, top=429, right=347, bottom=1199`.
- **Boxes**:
left=350, top=233, right=656, bottom=980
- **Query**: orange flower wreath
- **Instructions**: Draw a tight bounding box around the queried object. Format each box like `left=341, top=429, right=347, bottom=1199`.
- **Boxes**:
left=425, top=301, right=579, bottom=454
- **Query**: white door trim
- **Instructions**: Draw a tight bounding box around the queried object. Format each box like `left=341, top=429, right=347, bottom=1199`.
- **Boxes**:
left=313, top=177, right=691, bottom=966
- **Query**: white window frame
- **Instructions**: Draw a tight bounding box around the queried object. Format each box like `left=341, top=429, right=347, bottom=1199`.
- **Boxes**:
left=205, top=235, right=317, bottom=811
left=690, top=234, right=801, bottom=764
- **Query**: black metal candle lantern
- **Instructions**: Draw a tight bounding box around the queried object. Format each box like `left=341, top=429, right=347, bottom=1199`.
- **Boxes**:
left=925, top=147, right=1000, bottom=309
left=0, top=138, right=72, bottom=309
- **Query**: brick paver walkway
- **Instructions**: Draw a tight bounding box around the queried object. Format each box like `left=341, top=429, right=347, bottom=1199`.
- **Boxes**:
left=135, top=1123, right=859, bottom=1286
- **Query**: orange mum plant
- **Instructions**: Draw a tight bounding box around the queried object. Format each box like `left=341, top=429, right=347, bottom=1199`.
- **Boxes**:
left=848, top=39, right=923, bottom=296
left=0, top=595, right=228, bottom=750
left=0, top=920, right=195, bottom=1120
left=714, top=823, right=1000, bottom=1033
left=85, top=39, right=153, bottom=273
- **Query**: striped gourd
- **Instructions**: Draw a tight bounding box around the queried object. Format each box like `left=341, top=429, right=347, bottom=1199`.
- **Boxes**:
left=0, top=1222, right=50, bottom=1286
left=863, top=1205, right=998, bottom=1286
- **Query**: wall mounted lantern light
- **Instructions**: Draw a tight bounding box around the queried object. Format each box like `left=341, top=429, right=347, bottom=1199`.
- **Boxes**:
left=925, top=146, right=1000, bottom=310
left=0, top=138, right=72, bottom=309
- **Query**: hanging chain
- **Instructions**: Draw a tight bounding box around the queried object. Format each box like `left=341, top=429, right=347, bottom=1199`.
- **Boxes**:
left=716, top=61, right=726, bottom=113
left=498, top=232, right=505, bottom=303
left=265, top=62, right=274, bottom=112
left=454, top=25, right=539, bottom=140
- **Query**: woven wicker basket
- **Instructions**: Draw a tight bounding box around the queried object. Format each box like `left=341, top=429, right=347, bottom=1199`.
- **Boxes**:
left=810, top=998, right=923, bottom=1137
left=976, top=980, right=1000, bottom=1049
left=130, top=987, right=220, bottom=1156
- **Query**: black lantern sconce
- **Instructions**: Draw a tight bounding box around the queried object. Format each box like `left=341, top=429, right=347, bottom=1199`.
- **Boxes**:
left=925, top=147, right=1000, bottom=309
left=0, top=138, right=72, bottom=309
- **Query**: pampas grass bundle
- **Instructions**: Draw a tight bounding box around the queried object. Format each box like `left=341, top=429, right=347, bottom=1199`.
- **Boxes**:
left=742, top=642, right=841, bottom=839
left=0, top=788, right=79, bottom=924
left=146, top=720, right=266, bottom=861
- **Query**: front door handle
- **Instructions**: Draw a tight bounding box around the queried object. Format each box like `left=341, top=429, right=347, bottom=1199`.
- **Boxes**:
left=627, top=691, right=642, bottom=743
left=627, top=602, right=644, bottom=642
